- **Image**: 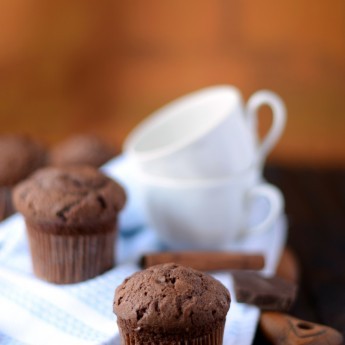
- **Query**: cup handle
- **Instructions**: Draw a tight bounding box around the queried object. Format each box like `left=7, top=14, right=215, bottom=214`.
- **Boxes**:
left=246, top=90, right=287, bottom=163
left=244, top=183, right=284, bottom=236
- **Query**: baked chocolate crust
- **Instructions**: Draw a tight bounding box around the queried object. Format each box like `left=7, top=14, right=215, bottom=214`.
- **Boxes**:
left=114, top=263, right=230, bottom=338
left=0, top=134, right=47, bottom=186
left=13, top=165, right=126, bottom=226
left=50, top=134, right=117, bottom=167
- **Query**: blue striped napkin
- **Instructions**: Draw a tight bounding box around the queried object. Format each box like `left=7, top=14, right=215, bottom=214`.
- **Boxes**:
left=0, top=156, right=287, bottom=345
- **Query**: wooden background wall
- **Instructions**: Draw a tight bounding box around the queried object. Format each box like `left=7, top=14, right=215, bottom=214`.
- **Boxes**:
left=0, top=0, right=344, bottom=167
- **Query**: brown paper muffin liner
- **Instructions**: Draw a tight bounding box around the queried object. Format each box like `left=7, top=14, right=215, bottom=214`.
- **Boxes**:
left=0, top=187, right=15, bottom=221
left=119, top=322, right=225, bottom=345
left=26, top=221, right=116, bottom=284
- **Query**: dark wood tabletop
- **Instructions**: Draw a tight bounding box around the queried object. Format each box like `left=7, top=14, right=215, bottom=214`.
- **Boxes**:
left=253, top=164, right=345, bottom=344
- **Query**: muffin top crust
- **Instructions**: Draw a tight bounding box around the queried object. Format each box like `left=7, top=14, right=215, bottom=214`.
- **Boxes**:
left=114, top=263, right=230, bottom=335
left=50, top=134, right=117, bottom=168
left=0, top=134, right=47, bottom=186
left=13, top=165, right=126, bottom=226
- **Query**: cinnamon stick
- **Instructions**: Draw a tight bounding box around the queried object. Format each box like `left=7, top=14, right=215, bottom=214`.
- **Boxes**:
left=140, top=251, right=265, bottom=271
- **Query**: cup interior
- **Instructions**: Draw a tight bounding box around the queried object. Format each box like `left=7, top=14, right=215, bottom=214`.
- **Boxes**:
left=125, top=86, right=241, bottom=160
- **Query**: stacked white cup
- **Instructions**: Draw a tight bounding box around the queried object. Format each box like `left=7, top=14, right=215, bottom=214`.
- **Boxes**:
left=124, top=85, right=286, bottom=249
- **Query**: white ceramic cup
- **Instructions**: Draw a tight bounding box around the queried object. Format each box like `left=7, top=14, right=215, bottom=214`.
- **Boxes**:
left=124, top=85, right=286, bottom=179
left=136, top=167, right=284, bottom=249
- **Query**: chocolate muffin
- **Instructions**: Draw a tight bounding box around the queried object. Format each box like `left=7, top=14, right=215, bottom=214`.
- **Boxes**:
left=0, top=134, right=47, bottom=220
left=50, top=134, right=117, bottom=167
left=13, top=165, right=126, bottom=284
left=114, top=263, right=230, bottom=344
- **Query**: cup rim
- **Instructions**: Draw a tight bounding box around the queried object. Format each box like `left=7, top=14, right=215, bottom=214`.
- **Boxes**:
left=124, top=85, right=242, bottom=162
left=134, top=160, right=261, bottom=189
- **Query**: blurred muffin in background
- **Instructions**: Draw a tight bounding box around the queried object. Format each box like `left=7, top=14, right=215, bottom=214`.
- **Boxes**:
left=50, top=134, right=117, bottom=168
left=0, top=134, right=47, bottom=220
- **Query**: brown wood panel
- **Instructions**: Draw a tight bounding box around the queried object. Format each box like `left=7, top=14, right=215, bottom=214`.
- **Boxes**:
left=0, top=0, right=344, bottom=166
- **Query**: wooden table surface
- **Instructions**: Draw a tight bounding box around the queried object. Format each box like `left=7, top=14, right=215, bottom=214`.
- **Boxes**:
left=252, top=165, right=345, bottom=344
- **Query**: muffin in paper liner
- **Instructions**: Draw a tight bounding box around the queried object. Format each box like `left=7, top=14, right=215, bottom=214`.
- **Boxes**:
left=114, top=263, right=230, bottom=345
left=0, top=134, right=47, bottom=221
left=13, top=165, right=126, bottom=284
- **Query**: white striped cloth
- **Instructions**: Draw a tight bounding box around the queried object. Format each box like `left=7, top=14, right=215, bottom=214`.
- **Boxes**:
left=0, top=156, right=287, bottom=345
